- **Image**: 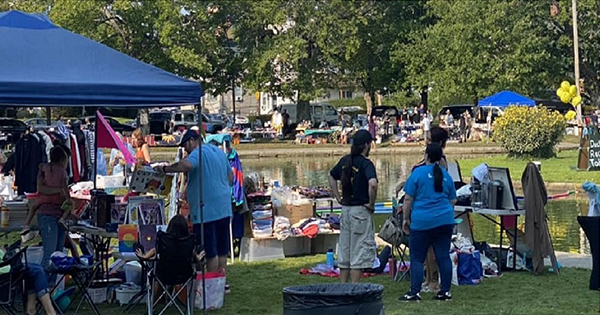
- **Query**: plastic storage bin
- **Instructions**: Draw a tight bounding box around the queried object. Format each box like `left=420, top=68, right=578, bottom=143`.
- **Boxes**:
left=124, top=262, right=142, bottom=285
left=87, top=287, right=107, bottom=304
left=116, top=286, right=142, bottom=306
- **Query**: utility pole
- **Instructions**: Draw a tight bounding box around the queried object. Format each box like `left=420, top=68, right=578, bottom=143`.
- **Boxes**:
left=572, top=0, right=582, bottom=127
left=232, top=78, right=236, bottom=126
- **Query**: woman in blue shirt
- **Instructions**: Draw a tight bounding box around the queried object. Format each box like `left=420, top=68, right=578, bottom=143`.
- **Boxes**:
left=399, top=142, right=457, bottom=302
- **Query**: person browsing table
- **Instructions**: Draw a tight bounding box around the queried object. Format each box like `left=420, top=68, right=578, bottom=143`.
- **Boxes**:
left=328, top=130, right=378, bottom=283
left=155, top=130, right=233, bottom=273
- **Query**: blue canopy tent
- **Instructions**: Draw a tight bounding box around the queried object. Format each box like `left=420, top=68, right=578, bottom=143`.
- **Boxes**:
left=0, top=10, right=202, bottom=106
left=478, top=91, right=536, bottom=107
left=0, top=11, right=211, bottom=310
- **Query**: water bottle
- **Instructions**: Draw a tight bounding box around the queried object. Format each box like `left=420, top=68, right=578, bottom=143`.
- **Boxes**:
left=388, top=256, right=397, bottom=280
left=326, top=249, right=335, bottom=268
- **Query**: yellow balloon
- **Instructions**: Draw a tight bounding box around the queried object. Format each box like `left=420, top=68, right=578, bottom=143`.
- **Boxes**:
left=572, top=95, right=582, bottom=106
left=560, top=94, right=571, bottom=103
left=569, top=85, right=577, bottom=97
left=561, top=81, right=571, bottom=92
left=556, top=88, right=563, bottom=97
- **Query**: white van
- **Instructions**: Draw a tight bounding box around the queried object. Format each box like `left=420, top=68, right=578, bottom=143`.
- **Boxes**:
left=279, top=103, right=339, bottom=126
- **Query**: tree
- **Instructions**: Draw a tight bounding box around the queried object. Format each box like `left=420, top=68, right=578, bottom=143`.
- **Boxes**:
left=398, top=0, right=563, bottom=110
left=4, top=0, right=239, bottom=97
left=330, top=0, right=426, bottom=114
left=234, top=0, right=369, bottom=120
left=552, top=0, right=600, bottom=106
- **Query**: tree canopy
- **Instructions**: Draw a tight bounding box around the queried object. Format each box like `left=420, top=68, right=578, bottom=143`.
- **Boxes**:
left=2, top=0, right=598, bottom=111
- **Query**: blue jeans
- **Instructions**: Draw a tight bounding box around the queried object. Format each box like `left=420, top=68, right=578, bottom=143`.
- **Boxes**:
left=25, top=264, right=49, bottom=298
left=409, top=224, right=453, bottom=295
left=38, top=214, right=66, bottom=284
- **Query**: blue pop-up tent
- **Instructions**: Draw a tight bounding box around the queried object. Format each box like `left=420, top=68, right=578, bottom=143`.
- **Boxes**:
left=478, top=91, right=535, bottom=108
left=0, top=10, right=203, bottom=106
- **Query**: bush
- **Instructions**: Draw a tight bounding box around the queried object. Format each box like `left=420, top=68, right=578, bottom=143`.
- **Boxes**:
left=493, top=106, right=566, bottom=158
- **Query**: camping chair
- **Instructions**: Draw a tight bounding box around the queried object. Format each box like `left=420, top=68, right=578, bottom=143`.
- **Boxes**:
left=0, top=244, right=28, bottom=315
left=148, top=231, right=195, bottom=315
left=379, top=197, right=410, bottom=282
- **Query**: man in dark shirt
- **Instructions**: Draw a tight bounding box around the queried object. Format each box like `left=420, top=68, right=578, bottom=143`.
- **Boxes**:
left=282, top=109, right=290, bottom=137
left=328, top=130, right=378, bottom=283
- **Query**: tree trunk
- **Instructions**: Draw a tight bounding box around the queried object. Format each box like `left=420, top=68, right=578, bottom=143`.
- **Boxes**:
left=365, top=92, right=373, bottom=116
left=46, top=108, right=52, bottom=125
left=297, top=99, right=311, bottom=123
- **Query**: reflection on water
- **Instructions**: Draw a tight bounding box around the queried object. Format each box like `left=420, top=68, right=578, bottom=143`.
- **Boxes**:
left=243, top=155, right=590, bottom=255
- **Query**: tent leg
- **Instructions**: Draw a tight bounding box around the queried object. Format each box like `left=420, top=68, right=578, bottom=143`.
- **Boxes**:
left=229, top=218, right=234, bottom=265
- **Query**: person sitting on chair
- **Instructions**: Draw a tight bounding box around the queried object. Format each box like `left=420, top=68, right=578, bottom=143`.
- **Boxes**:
left=135, top=215, right=205, bottom=261
left=0, top=248, right=56, bottom=315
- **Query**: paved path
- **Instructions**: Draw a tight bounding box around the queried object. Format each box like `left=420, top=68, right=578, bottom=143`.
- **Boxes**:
left=546, top=251, right=592, bottom=270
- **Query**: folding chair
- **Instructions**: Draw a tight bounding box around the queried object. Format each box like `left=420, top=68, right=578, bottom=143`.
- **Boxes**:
left=392, top=206, right=411, bottom=282
left=0, top=244, right=28, bottom=315
left=148, top=231, right=195, bottom=315
left=381, top=198, right=410, bottom=282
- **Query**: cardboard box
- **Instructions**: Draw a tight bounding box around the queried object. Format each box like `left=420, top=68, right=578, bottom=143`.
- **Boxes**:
left=276, top=203, right=314, bottom=225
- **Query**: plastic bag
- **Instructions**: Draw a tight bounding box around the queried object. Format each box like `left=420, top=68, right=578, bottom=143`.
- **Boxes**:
left=450, top=251, right=459, bottom=286
left=194, top=272, right=226, bottom=310
left=458, top=251, right=483, bottom=285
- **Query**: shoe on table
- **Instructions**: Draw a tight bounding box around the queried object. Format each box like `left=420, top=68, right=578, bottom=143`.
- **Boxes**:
left=398, top=292, right=421, bottom=302
left=434, top=291, right=452, bottom=301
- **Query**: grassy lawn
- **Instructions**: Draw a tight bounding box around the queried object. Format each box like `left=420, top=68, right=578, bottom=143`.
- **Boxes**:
left=90, top=255, right=597, bottom=315
left=458, top=150, right=596, bottom=184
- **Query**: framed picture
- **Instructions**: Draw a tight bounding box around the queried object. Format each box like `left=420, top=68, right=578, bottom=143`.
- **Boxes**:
left=129, top=169, right=168, bottom=195
left=127, top=197, right=165, bottom=225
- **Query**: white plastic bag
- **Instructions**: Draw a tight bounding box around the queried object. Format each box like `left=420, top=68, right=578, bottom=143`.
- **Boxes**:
left=450, top=251, right=459, bottom=286
left=194, top=272, right=226, bottom=310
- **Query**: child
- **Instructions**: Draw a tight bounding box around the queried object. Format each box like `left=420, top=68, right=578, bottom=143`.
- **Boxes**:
left=21, top=146, right=72, bottom=236
left=136, top=214, right=205, bottom=261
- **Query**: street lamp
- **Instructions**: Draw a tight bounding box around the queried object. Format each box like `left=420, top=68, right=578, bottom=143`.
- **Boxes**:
left=571, top=0, right=582, bottom=127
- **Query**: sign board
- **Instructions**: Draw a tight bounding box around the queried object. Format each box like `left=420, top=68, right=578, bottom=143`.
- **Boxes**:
left=588, top=129, right=600, bottom=171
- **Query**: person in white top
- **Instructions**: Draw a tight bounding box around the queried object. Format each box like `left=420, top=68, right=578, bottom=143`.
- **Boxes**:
left=421, top=114, right=431, bottom=141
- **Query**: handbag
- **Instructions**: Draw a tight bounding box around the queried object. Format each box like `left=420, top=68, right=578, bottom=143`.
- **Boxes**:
left=378, top=213, right=403, bottom=247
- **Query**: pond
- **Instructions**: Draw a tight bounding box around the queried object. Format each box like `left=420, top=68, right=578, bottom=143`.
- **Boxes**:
left=242, top=155, right=591, bottom=255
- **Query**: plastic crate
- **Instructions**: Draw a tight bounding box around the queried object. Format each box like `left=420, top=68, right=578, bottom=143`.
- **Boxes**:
left=87, top=287, right=107, bottom=304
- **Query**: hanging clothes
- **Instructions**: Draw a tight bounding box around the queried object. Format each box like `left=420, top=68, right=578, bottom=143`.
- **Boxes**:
left=227, top=148, right=244, bottom=206
left=70, top=134, right=81, bottom=183
left=13, top=133, right=45, bottom=195
left=37, top=131, right=53, bottom=161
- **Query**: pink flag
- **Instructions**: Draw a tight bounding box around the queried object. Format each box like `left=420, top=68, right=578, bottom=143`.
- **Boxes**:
left=96, top=111, right=136, bottom=164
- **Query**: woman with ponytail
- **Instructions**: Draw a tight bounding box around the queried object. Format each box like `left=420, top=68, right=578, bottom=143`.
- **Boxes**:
left=399, top=142, right=457, bottom=302
left=328, top=130, right=378, bottom=284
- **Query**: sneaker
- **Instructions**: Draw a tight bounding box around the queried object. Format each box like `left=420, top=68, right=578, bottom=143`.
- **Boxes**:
left=225, top=284, right=231, bottom=294
left=398, top=292, right=421, bottom=302
left=434, top=291, right=452, bottom=301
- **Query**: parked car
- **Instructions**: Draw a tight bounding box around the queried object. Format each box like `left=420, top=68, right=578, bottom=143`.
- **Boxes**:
left=437, top=104, right=475, bottom=120
left=24, top=118, right=57, bottom=130
left=279, top=102, right=339, bottom=126
left=370, top=106, right=399, bottom=119
left=171, top=111, right=226, bottom=134
left=0, top=118, right=28, bottom=146
left=149, top=111, right=172, bottom=135
left=82, top=116, right=136, bottom=135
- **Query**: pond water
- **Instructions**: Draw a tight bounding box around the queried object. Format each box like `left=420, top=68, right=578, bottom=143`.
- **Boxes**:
left=242, top=155, right=591, bottom=255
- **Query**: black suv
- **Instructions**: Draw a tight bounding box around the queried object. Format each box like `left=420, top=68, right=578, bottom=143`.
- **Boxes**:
left=0, top=118, right=28, bottom=146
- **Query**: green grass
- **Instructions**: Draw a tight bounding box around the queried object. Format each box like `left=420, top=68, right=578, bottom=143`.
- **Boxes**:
left=90, top=255, right=597, bottom=315
left=458, top=150, right=598, bottom=184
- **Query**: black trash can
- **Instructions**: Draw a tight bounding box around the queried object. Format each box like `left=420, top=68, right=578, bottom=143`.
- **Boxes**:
left=283, top=283, right=384, bottom=315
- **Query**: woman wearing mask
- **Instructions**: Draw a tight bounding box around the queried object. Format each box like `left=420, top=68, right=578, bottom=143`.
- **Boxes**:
left=399, top=142, right=456, bottom=302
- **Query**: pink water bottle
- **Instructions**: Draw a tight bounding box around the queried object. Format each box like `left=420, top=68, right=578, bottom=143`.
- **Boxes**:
left=388, top=256, right=397, bottom=280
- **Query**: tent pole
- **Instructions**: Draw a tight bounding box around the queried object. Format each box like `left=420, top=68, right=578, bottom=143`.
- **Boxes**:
left=198, top=102, right=207, bottom=315
left=94, top=109, right=98, bottom=190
